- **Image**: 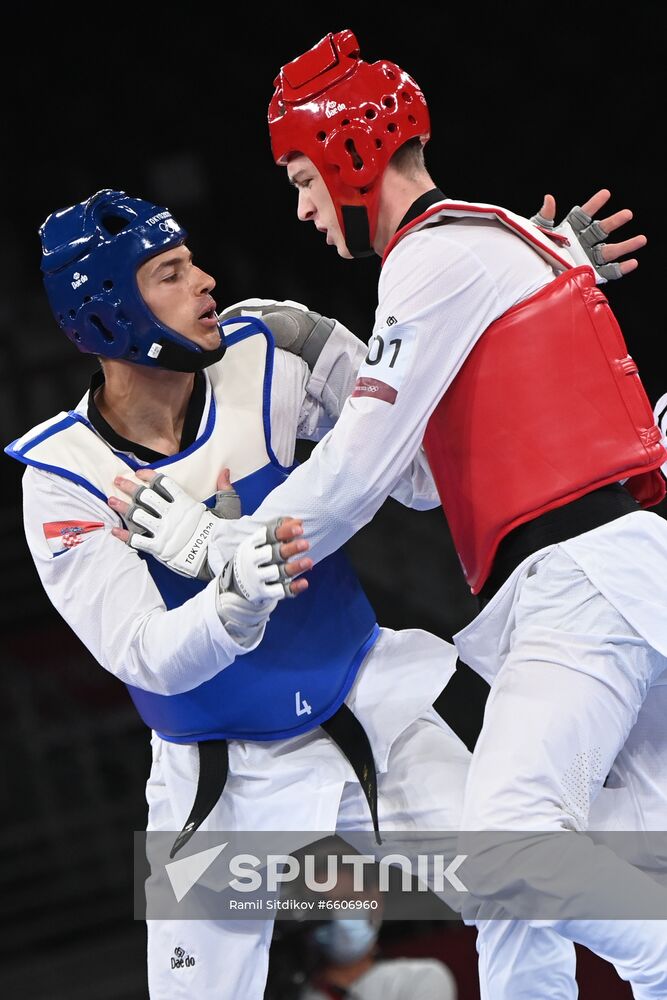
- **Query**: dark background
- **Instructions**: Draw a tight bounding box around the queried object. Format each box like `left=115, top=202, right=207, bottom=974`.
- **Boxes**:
left=1, top=10, right=664, bottom=997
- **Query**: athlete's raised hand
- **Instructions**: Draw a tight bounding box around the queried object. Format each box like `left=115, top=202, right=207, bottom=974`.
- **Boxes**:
left=531, top=189, right=647, bottom=280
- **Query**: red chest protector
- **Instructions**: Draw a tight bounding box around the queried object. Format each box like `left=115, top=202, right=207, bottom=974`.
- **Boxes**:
left=420, top=263, right=665, bottom=592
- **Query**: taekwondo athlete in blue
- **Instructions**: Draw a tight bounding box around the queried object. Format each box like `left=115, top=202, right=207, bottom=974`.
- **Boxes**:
left=7, top=190, right=473, bottom=1000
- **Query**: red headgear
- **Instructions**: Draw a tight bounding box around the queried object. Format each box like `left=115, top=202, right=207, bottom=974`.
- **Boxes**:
left=268, top=29, right=430, bottom=257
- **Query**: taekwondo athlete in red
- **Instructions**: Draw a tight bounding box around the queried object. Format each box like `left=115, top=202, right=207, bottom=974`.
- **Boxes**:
left=265, top=30, right=667, bottom=996
left=206, top=30, right=667, bottom=999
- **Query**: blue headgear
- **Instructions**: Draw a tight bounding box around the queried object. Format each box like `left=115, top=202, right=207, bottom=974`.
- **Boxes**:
left=39, top=189, right=226, bottom=372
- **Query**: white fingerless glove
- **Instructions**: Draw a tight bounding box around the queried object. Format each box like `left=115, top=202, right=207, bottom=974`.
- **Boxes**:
left=218, top=520, right=295, bottom=602
left=215, top=520, right=296, bottom=645
left=124, top=472, right=242, bottom=580
left=219, top=297, right=336, bottom=370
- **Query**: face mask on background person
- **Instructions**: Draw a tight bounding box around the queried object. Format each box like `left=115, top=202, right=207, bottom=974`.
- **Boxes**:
left=313, top=918, right=380, bottom=964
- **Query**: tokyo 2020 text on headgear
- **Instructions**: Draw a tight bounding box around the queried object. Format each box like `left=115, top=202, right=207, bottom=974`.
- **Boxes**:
left=269, top=29, right=430, bottom=257
left=40, top=189, right=226, bottom=372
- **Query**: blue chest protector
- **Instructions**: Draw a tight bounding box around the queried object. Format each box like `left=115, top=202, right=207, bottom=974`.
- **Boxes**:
left=136, top=466, right=379, bottom=743
left=6, top=321, right=380, bottom=744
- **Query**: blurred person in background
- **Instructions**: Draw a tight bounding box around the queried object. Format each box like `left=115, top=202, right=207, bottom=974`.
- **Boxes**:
left=299, top=852, right=458, bottom=1000
left=301, top=919, right=457, bottom=1000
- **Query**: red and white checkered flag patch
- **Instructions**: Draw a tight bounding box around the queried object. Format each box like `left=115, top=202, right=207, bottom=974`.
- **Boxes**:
left=43, top=520, right=105, bottom=555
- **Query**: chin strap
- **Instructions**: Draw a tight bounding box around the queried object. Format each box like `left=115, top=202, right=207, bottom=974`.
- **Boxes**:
left=148, top=334, right=227, bottom=372
left=341, top=206, right=375, bottom=258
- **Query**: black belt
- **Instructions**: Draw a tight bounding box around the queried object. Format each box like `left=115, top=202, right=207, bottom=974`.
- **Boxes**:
left=478, top=483, right=640, bottom=607
left=321, top=703, right=381, bottom=845
left=434, top=484, right=642, bottom=754
left=170, top=704, right=380, bottom=858
left=171, top=739, right=229, bottom=858
left=433, top=658, right=490, bottom=753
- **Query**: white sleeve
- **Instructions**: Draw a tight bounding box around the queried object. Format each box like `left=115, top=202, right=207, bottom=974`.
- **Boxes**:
left=301, top=317, right=368, bottom=431
left=22, top=466, right=257, bottom=696
left=268, top=350, right=311, bottom=466
left=389, top=446, right=441, bottom=511
left=267, top=321, right=439, bottom=510
left=208, top=232, right=506, bottom=569
left=315, top=320, right=442, bottom=509
left=654, top=392, right=667, bottom=442
left=269, top=323, right=369, bottom=464
left=654, top=392, right=667, bottom=478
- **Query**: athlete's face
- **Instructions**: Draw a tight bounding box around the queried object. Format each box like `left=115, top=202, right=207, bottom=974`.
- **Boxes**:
left=136, top=245, right=221, bottom=350
left=287, top=155, right=352, bottom=259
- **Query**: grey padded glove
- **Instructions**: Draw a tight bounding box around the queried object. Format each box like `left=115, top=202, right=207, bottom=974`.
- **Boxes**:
left=219, top=297, right=336, bottom=370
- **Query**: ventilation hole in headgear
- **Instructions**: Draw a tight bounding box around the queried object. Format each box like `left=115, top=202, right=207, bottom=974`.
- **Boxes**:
left=74, top=332, right=82, bottom=342
left=402, top=91, right=413, bottom=103
left=375, top=139, right=383, bottom=149
left=128, top=346, right=139, bottom=358
left=387, top=122, right=398, bottom=133
left=316, top=130, right=327, bottom=141
left=344, top=138, right=364, bottom=171
left=89, top=314, right=115, bottom=345
left=68, top=309, right=76, bottom=319
left=103, top=280, right=114, bottom=290
left=408, top=115, right=416, bottom=124
left=383, top=67, right=396, bottom=80
left=365, top=108, right=377, bottom=119
left=100, top=213, right=130, bottom=236
left=382, top=96, right=395, bottom=108
left=341, top=119, right=350, bottom=127
left=83, top=295, right=91, bottom=303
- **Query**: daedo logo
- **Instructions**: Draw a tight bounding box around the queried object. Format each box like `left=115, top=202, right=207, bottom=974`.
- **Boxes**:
left=71, top=272, right=88, bottom=290
left=171, top=946, right=196, bottom=970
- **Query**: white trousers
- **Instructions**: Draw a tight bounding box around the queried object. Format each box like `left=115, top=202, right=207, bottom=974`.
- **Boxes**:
left=145, top=706, right=464, bottom=999
left=145, top=704, right=592, bottom=999
left=459, top=547, right=667, bottom=999
left=144, top=605, right=667, bottom=1000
